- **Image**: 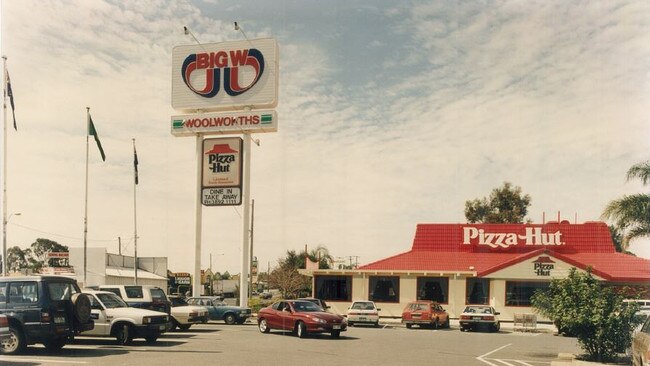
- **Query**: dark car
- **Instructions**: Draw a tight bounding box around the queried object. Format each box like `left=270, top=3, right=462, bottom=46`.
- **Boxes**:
left=257, top=300, right=347, bottom=338
left=0, top=275, right=94, bottom=354
left=402, top=301, right=450, bottom=329
left=187, top=296, right=252, bottom=324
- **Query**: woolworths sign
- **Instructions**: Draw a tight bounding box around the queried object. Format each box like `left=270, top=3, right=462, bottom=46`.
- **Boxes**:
left=171, top=110, right=277, bottom=136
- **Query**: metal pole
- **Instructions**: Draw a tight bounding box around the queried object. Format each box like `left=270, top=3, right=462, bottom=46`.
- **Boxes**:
left=249, top=199, right=255, bottom=296
left=239, top=134, right=251, bottom=307
left=2, top=56, right=7, bottom=276
left=133, top=139, right=138, bottom=285
left=193, top=135, right=203, bottom=297
left=84, top=107, right=90, bottom=285
left=210, top=253, right=213, bottom=296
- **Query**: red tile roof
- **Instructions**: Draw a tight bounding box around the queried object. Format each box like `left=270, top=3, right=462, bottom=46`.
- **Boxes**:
left=359, top=222, right=650, bottom=283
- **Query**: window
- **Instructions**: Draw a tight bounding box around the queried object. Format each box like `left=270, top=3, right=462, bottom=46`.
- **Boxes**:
left=102, top=288, right=121, bottom=297
left=315, top=275, right=351, bottom=302
left=9, top=282, right=38, bottom=303
left=417, top=277, right=449, bottom=303
left=0, top=282, right=6, bottom=303
left=47, top=282, right=79, bottom=301
left=505, top=281, right=549, bottom=306
left=124, top=286, right=144, bottom=299
left=369, top=276, right=400, bottom=303
left=466, top=278, right=490, bottom=305
left=149, top=288, right=167, bottom=301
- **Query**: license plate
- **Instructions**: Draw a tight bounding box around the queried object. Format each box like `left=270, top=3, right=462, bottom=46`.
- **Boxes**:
left=333, top=325, right=341, bottom=330
left=359, top=317, right=367, bottom=320
left=472, top=316, right=482, bottom=320
left=159, top=325, right=166, bottom=330
left=54, top=316, right=66, bottom=324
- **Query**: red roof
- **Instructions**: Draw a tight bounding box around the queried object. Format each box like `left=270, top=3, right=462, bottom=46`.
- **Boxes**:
left=359, top=222, right=650, bottom=283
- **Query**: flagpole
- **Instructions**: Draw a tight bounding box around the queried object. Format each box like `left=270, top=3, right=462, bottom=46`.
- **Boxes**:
left=84, top=107, right=90, bottom=285
left=2, top=56, right=8, bottom=276
left=133, top=138, right=138, bottom=285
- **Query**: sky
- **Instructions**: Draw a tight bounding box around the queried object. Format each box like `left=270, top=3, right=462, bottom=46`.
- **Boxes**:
left=0, top=0, right=649, bottom=275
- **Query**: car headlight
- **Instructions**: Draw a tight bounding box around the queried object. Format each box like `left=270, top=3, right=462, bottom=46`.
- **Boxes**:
left=143, top=317, right=152, bottom=324
left=309, top=316, right=326, bottom=324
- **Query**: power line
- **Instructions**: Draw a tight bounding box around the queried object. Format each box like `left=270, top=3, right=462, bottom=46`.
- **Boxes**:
left=10, top=222, right=124, bottom=243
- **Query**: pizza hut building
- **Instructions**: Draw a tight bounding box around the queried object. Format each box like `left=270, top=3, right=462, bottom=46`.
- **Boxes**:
left=305, top=221, right=650, bottom=321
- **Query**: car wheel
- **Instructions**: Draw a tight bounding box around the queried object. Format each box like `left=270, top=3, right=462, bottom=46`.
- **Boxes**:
left=258, top=318, right=270, bottom=333
left=1, top=325, right=26, bottom=355
left=43, top=338, right=66, bottom=352
left=296, top=321, right=307, bottom=338
left=348, top=321, right=354, bottom=327
left=224, top=313, right=236, bottom=325
left=444, top=317, right=450, bottom=328
left=331, top=330, right=341, bottom=339
left=145, top=335, right=159, bottom=343
left=71, top=293, right=92, bottom=324
left=178, top=324, right=192, bottom=331
left=432, top=318, right=439, bottom=329
left=114, top=324, right=132, bottom=345
left=374, top=321, right=380, bottom=328
left=460, top=327, right=465, bottom=332
left=405, top=323, right=412, bottom=329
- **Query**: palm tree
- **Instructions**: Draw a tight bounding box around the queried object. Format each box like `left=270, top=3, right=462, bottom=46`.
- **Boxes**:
left=307, top=245, right=333, bottom=269
left=601, top=160, right=650, bottom=251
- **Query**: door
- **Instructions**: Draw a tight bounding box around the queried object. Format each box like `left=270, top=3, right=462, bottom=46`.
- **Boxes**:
left=278, top=302, right=295, bottom=331
left=87, top=295, right=110, bottom=336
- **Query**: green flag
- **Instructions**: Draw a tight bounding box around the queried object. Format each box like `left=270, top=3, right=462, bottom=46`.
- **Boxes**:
left=88, top=116, right=106, bottom=161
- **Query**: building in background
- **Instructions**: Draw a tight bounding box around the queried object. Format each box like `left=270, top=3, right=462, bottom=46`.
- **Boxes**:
left=69, top=248, right=168, bottom=290
left=304, top=222, right=650, bottom=321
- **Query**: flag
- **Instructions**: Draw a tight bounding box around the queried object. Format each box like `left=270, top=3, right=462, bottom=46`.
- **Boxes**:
left=88, top=115, right=106, bottom=161
left=5, top=71, right=17, bottom=130
left=133, top=143, right=139, bottom=185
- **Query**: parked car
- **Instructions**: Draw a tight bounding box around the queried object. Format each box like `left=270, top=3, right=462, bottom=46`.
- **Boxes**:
left=168, top=295, right=209, bottom=330
left=297, top=298, right=330, bottom=311
left=0, top=275, right=94, bottom=354
left=80, top=290, right=169, bottom=344
left=459, top=305, right=500, bottom=332
left=402, top=300, right=449, bottom=329
left=0, top=315, right=10, bottom=343
left=187, top=296, right=251, bottom=324
left=98, top=285, right=171, bottom=315
left=257, top=300, right=347, bottom=338
left=632, top=315, right=650, bottom=366
left=260, top=291, right=272, bottom=299
left=347, top=301, right=381, bottom=327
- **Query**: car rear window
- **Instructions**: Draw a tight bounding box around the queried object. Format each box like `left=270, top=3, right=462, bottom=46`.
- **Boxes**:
left=149, top=288, right=167, bottom=301
left=124, top=286, right=144, bottom=299
left=352, top=302, right=374, bottom=310
left=48, top=282, right=79, bottom=301
left=410, top=303, right=428, bottom=311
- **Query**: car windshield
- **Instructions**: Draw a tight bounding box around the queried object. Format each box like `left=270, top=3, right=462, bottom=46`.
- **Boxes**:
left=352, top=302, right=374, bottom=310
left=48, top=282, right=80, bottom=301
left=464, top=306, right=492, bottom=314
left=170, top=297, right=188, bottom=306
left=97, top=293, right=128, bottom=309
left=292, top=301, right=323, bottom=312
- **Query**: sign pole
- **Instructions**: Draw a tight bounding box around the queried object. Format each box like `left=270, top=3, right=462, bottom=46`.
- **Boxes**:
left=1, top=56, right=7, bottom=276
left=239, top=133, right=251, bottom=307
left=193, top=134, right=203, bottom=297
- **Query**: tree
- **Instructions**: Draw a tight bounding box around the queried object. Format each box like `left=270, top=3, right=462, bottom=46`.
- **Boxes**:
left=602, top=160, right=650, bottom=250
left=6, top=246, right=30, bottom=272
left=30, top=238, right=68, bottom=267
left=306, top=245, right=333, bottom=269
left=465, top=182, right=532, bottom=223
left=531, top=268, right=641, bottom=362
left=268, top=264, right=310, bottom=299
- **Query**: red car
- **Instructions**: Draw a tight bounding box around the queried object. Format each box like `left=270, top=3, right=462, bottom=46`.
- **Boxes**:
left=257, top=300, right=347, bottom=338
left=402, top=300, right=450, bottom=329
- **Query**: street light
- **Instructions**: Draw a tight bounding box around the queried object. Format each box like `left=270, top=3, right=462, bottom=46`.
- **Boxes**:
left=2, top=212, right=22, bottom=276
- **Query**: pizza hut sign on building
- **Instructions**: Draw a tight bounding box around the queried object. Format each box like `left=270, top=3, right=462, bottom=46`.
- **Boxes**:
left=172, top=39, right=279, bottom=112
left=201, top=137, right=243, bottom=206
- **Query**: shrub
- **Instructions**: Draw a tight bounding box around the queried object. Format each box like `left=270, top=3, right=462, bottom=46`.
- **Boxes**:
left=531, top=268, right=641, bottom=362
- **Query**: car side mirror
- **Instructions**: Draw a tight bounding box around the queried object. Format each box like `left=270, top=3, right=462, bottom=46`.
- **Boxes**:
left=495, top=312, right=500, bottom=315
left=326, top=305, right=331, bottom=309
left=377, top=308, right=381, bottom=311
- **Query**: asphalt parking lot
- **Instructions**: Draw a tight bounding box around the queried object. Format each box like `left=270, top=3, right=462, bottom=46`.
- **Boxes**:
left=0, top=321, right=581, bottom=366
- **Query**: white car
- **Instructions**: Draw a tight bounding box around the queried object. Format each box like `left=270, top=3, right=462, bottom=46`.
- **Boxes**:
left=347, top=301, right=381, bottom=327
left=81, top=290, right=170, bottom=345
left=168, top=296, right=209, bottom=331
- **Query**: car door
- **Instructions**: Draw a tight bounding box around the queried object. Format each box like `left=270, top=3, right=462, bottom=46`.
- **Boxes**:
left=434, top=304, right=448, bottom=324
left=267, top=301, right=286, bottom=329
left=87, top=295, right=110, bottom=336
left=278, top=302, right=295, bottom=331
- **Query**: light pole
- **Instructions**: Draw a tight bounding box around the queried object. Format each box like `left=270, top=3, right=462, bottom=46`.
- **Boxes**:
left=2, top=212, right=21, bottom=275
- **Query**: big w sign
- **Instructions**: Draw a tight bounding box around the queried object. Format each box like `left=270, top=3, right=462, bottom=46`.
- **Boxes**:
left=172, top=39, right=279, bottom=112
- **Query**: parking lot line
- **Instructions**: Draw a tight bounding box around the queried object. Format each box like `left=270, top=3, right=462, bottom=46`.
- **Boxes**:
left=0, top=357, right=88, bottom=364
left=476, top=344, right=513, bottom=366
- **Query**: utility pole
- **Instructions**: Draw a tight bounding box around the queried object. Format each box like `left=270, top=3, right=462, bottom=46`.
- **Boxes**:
left=118, top=236, right=121, bottom=255
left=249, top=199, right=255, bottom=296
left=210, top=253, right=213, bottom=296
